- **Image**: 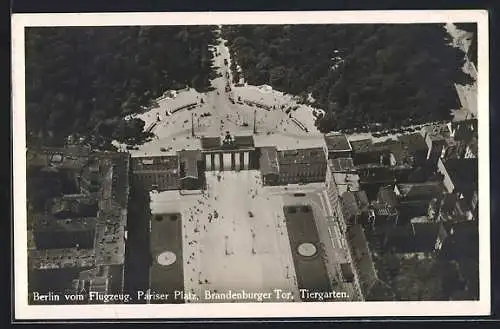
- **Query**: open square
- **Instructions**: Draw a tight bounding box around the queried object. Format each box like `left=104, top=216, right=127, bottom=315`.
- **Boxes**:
left=149, top=170, right=301, bottom=303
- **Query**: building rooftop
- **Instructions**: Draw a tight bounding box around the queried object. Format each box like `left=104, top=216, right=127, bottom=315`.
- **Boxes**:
left=389, top=143, right=415, bottom=167
left=29, top=248, right=96, bottom=270
left=377, top=187, right=399, bottom=207
left=201, top=136, right=222, bottom=150
left=397, top=133, right=428, bottom=152
left=466, top=137, right=478, bottom=157
left=451, top=119, right=477, bottom=142
left=178, top=150, right=202, bottom=179
left=324, top=134, right=352, bottom=152
left=395, top=182, right=442, bottom=200
left=372, top=139, right=401, bottom=152
left=34, top=215, right=97, bottom=233
left=233, top=135, right=255, bottom=149
left=131, top=155, right=178, bottom=172
left=341, top=190, right=370, bottom=220
left=202, top=134, right=255, bottom=151
left=259, top=147, right=279, bottom=176
left=370, top=202, right=398, bottom=216
left=441, top=220, right=479, bottom=259
left=422, top=123, right=451, bottom=141
left=27, top=146, right=95, bottom=170
left=330, top=157, right=355, bottom=172
left=349, top=139, right=373, bottom=154
left=50, top=197, right=99, bottom=218
left=277, top=147, right=326, bottom=165
left=443, top=158, right=478, bottom=194
left=411, top=222, right=441, bottom=252
left=347, top=224, right=395, bottom=301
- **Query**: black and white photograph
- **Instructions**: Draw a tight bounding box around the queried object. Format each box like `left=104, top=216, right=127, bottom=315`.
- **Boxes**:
left=12, top=10, right=490, bottom=319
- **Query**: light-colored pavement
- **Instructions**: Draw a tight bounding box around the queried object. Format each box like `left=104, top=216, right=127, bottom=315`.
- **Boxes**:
left=151, top=170, right=301, bottom=303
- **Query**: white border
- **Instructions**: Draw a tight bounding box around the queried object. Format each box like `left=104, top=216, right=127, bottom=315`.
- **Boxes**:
left=12, top=10, right=490, bottom=320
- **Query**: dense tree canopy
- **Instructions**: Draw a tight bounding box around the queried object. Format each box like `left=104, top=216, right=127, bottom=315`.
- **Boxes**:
left=375, top=253, right=470, bottom=301
left=25, top=26, right=218, bottom=147
left=222, top=24, right=473, bottom=132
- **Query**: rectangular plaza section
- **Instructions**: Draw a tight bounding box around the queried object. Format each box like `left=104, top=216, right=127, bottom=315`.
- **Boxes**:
left=149, top=170, right=301, bottom=303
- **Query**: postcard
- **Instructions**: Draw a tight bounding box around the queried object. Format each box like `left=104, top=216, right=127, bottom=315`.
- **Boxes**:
left=12, top=10, right=490, bottom=320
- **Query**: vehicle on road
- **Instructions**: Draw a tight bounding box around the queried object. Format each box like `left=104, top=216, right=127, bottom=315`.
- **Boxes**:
left=248, top=211, right=254, bottom=218
left=160, top=147, right=166, bottom=152
left=293, top=193, right=306, bottom=197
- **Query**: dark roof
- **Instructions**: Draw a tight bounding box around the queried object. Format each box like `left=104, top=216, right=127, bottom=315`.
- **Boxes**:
left=397, top=133, right=428, bottom=152
left=324, top=134, right=351, bottom=152
left=34, top=215, right=97, bottom=232
left=443, top=158, right=478, bottom=194
left=422, top=123, right=451, bottom=141
left=350, top=139, right=401, bottom=165
left=396, top=182, right=442, bottom=200
left=340, top=263, right=355, bottom=281
left=452, top=119, right=477, bottom=142
left=389, top=133, right=428, bottom=166
left=441, top=220, right=479, bottom=260
left=178, top=150, right=202, bottom=179
left=341, top=190, right=369, bottom=220
left=278, top=148, right=326, bottom=165
left=51, top=197, right=99, bottom=217
left=233, top=135, right=255, bottom=148
left=377, top=187, right=399, bottom=207
left=435, top=193, right=468, bottom=221
left=372, top=139, right=401, bottom=152
left=382, top=225, right=414, bottom=252
left=370, top=202, right=398, bottom=217
left=27, top=148, right=130, bottom=277
left=201, top=136, right=221, bottom=150
left=347, top=225, right=378, bottom=294
left=389, top=143, right=415, bottom=167
left=411, top=222, right=441, bottom=252
left=347, top=225, right=394, bottom=301
left=350, top=139, right=373, bottom=154
left=259, top=147, right=279, bottom=176
left=132, top=156, right=178, bottom=171
left=330, top=157, right=355, bottom=172
left=466, top=138, right=478, bottom=157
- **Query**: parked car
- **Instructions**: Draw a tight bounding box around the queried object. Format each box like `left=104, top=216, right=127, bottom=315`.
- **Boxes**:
left=160, top=147, right=167, bottom=152
left=248, top=211, right=254, bottom=218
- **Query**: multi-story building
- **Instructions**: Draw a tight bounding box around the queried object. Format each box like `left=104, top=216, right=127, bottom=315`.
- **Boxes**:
left=324, top=133, right=352, bottom=159
left=276, top=148, right=328, bottom=185
left=27, top=148, right=130, bottom=304
left=131, top=155, right=180, bottom=191
left=178, top=150, right=204, bottom=190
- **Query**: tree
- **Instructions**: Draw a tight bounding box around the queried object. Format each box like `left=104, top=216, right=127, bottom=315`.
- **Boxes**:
left=25, top=25, right=218, bottom=147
